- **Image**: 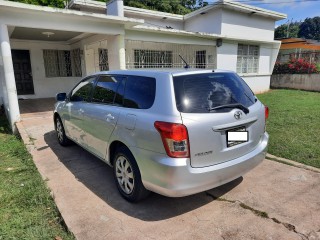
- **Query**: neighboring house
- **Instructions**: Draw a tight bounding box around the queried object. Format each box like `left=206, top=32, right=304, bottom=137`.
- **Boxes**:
left=0, top=0, right=286, bottom=131
left=276, top=38, right=320, bottom=63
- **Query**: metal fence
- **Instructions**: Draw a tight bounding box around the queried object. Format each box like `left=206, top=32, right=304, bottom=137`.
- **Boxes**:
left=277, top=50, right=320, bottom=64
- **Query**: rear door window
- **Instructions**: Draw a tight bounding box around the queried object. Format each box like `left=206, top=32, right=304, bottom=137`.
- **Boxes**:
left=92, top=75, right=125, bottom=105
left=173, top=72, right=255, bottom=113
left=123, top=75, right=156, bottom=109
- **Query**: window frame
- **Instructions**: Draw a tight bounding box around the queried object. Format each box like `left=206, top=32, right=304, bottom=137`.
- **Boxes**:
left=91, top=75, right=126, bottom=106
left=236, top=44, right=260, bottom=74
left=68, top=75, right=97, bottom=102
left=43, top=49, right=74, bottom=78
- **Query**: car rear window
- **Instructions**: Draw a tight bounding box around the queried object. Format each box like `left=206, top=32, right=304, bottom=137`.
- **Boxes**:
left=173, top=72, right=256, bottom=113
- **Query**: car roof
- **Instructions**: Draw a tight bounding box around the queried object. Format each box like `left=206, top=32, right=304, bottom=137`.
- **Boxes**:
left=89, top=69, right=235, bottom=78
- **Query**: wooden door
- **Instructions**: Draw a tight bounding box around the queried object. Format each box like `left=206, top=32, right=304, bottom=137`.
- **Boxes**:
left=11, top=50, right=34, bottom=95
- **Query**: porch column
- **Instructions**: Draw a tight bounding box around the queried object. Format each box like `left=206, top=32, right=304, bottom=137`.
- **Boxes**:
left=0, top=23, right=20, bottom=133
left=108, top=34, right=126, bottom=70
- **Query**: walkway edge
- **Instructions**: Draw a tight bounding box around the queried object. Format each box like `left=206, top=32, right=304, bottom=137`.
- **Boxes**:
left=266, top=153, right=320, bottom=173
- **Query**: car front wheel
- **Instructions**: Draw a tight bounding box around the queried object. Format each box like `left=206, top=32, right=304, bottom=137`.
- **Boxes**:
left=113, top=146, right=149, bottom=202
left=55, top=116, right=71, bottom=146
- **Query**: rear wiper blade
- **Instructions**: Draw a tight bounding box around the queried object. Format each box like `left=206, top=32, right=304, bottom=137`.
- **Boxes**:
left=208, top=103, right=249, bottom=114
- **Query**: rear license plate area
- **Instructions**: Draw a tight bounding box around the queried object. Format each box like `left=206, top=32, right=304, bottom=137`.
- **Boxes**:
left=226, top=127, right=248, bottom=147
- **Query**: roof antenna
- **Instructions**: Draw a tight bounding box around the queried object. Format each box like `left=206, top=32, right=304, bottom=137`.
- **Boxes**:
left=179, top=55, right=190, bottom=69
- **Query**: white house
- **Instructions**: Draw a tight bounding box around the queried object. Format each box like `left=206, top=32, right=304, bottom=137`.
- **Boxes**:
left=0, top=0, right=286, bottom=131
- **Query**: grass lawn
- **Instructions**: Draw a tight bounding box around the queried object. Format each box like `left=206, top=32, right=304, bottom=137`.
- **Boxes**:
left=257, top=89, right=320, bottom=168
left=0, top=115, right=74, bottom=240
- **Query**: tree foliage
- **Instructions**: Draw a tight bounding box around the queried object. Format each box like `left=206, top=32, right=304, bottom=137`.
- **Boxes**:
left=9, top=0, right=208, bottom=14
left=298, top=17, right=320, bottom=41
left=9, top=0, right=65, bottom=8
left=274, top=22, right=300, bottom=39
left=275, top=17, right=320, bottom=41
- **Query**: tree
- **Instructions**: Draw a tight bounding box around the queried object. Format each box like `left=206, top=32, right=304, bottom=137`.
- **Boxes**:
left=274, top=21, right=300, bottom=39
left=10, top=0, right=65, bottom=8
left=298, top=17, right=320, bottom=41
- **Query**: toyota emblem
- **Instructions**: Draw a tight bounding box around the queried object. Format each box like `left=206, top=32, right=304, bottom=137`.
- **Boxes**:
left=234, top=111, right=243, bottom=120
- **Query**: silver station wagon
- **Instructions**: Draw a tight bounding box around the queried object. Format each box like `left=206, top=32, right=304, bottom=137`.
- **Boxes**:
left=54, top=69, right=269, bottom=202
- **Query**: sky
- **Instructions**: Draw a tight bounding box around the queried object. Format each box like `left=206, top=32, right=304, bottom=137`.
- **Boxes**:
left=209, top=0, right=320, bottom=26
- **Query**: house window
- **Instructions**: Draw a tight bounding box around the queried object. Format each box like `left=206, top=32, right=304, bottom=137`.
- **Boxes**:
left=43, top=50, right=72, bottom=77
left=237, top=44, right=259, bottom=74
left=134, top=49, right=173, bottom=68
left=196, top=50, right=206, bottom=69
left=71, top=48, right=82, bottom=77
left=99, top=49, right=109, bottom=71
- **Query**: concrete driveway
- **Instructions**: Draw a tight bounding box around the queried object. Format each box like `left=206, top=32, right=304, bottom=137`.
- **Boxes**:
left=17, top=99, right=320, bottom=240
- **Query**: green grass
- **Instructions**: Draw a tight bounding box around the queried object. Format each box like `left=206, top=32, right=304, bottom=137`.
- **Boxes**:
left=0, top=115, right=74, bottom=240
left=257, top=89, right=320, bottom=168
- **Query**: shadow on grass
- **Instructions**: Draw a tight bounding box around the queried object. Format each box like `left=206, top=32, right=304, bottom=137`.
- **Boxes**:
left=0, top=115, right=11, bottom=134
left=44, top=130, right=243, bottom=222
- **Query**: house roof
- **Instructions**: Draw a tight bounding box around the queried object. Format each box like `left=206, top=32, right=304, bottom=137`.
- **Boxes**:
left=279, top=38, right=320, bottom=50
left=68, top=0, right=286, bottom=21
left=184, top=0, right=287, bottom=20
left=132, top=25, right=282, bottom=45
left=0, top=0, right=144, bottom=27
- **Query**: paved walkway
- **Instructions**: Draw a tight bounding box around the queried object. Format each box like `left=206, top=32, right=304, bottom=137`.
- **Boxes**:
left=16, top=99, right=320, bottom=240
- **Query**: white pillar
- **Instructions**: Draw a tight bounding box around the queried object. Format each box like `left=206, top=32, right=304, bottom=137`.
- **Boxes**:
left=0, top=24, right=20, bottom=133
left=108, top=34, right=126, bottom=70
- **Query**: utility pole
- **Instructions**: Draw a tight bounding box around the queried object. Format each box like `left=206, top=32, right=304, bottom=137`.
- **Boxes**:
left=286, top=18, right=293, bottom=38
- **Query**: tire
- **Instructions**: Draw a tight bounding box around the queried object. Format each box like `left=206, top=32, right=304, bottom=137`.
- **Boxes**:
left=113, top=146, right=150, bottom=202
left=55, top=116, right=71, bottom=146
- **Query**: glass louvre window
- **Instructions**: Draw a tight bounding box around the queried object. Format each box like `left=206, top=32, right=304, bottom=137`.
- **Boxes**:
left=99, top=49, right=109, bottom=71
left=237, top=44, right=259, bottom=74
left=134, top=50, right=173, bottom=68
left=43, top=50, right=72, bottom=77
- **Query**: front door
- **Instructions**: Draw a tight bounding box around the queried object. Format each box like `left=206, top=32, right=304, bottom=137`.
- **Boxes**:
left=11, top=50, right=34, bottom=95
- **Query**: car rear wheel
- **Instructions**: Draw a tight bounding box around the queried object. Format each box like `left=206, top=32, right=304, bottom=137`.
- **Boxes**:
left=113, top=146, right=150, bottom=202
left=55, top=117, right=71, bottom=146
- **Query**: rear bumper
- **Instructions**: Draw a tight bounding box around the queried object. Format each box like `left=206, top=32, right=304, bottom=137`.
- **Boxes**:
left=131, top=132, right=268, bottom=197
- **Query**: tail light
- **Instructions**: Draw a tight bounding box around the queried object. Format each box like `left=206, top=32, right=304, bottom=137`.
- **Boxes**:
left=265, top=106, right=269, bottom=120
left=154, top=121, right=190, bottom=158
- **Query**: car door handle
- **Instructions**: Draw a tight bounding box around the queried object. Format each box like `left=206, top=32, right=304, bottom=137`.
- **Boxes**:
left=106, top=113, right=115, bottom=120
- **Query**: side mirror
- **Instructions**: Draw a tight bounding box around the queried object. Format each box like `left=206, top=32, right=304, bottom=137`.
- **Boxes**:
left=56, top=92, right=67, bottom=102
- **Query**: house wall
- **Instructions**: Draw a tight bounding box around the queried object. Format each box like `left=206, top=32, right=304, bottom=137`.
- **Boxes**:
left=216, top=40, right=278, bottom=93
left=11, top=40, right=82, bottom=99
left=184, top=9, right=222, bottom=34
left=221, top=9, right=275, bottom=41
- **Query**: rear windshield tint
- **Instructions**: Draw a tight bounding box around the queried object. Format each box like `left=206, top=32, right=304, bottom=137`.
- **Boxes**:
left=173, top=72, right=255, bottom=113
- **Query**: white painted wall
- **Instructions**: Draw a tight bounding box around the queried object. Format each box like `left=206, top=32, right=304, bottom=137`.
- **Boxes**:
left=125, top=30, right=215, bottom=45
left=11, top=40, right=82, bottom=99
left=242, top=75, right=270, bottom=94
left=216, top=41, right=237, bottom=71
left=184, top=9, right=222, bottom=34
left=221, top=9, right=275, bottom=41
left=216, top=40, right=278, bottom=93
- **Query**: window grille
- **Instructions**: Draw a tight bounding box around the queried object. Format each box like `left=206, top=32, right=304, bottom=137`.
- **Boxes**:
left=71, top=48, right=82, bottom=77
left=134, top=50, right=172, bottom=68
left=43, top=50, right=72, bottom=77
left=237, top=44, right=259, bottom=74
left=126, top=40, right=216, bottom=69
left=99, top=49, right=109, bottom=71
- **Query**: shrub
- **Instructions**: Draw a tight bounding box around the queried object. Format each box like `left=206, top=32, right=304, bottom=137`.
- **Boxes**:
left=273, top=58, right=318, bottom=74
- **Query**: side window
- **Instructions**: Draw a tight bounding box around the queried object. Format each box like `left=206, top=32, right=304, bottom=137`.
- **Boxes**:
left=123, top=76, right=156, bottom=109
left=70, top=77, right=95, bottom=102
left=92, top=75, right=122, bottom=104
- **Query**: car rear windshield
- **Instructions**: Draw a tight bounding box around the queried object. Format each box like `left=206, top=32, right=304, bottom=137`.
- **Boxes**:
left=173, top=72, right=256, bottom=113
